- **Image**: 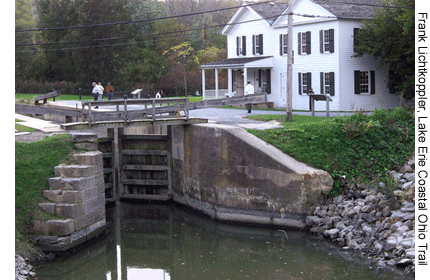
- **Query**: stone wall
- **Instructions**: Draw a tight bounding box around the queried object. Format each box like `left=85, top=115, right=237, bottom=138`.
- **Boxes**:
left=33, top=133, right=106, bottom=251
left=171, top=123, right=333, bottom=228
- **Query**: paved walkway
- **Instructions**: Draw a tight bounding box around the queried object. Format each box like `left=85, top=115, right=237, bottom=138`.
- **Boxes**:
left=15, top=100, right=356, bottom=139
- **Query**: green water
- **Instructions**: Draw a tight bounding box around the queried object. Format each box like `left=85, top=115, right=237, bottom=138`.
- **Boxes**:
left=33, top=202, right=407, bottom=280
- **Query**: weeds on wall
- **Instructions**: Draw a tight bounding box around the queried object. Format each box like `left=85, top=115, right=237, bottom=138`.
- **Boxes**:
left=248, top=108, right=414, bottom=197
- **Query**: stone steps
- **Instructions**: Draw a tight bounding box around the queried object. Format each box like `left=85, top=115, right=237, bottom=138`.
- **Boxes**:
left=33, top=133, right=107, bottom=251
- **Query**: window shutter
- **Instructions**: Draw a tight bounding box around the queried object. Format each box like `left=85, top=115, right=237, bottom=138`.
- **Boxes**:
left=298, top=73, right=302, bottom=95
left=306, top=72, right=312, bottom=93
left=242, top=36, right=246, bottom=55
left=266, top=69, right=271, bottom=94
left=306, top=31, right=311, bottom=54
left=354, top=70, right=360, bottom=94
left=298, top=32, right=301, bottom=55
left=329, top=72, right=335, bottom=96
left=259, top=34, right=263, bottom=55
left=319, top=30, right=323, bottom=53
left=258, top=69, right=262, bottom=87
left=320, top=72, right=324, bottom=94
left=236, top=36, right=240, bottom=56
left=370, top=71, right=375, bottom=94
left=280, top=34, right=283, bottom=55
left=329, top=29, right=335, bottom=53
left=353, top=28, right=360, bottom=52
left=252, top=35, right=256, bottom=55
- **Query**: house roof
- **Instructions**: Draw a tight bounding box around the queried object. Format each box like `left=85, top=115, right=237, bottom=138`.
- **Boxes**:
left=310, top=0, right=380, bottom=19
left=248, top=1, right=289, bottom=24
left=200, top=56, right=273, bottom=69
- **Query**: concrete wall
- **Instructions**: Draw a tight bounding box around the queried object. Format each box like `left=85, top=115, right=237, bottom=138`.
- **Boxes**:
left=171, top=123, right=333, bottom=228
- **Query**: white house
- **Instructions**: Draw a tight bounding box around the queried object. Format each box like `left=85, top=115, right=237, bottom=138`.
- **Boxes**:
left=200, top=0, right=401, bottom=111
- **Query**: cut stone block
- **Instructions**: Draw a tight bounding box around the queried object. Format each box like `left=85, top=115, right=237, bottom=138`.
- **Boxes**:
left=54, top=165, right=102, bottom=178
left=48, top=177, right=62, bottom=190
left=62, top=190, right=83, bottom=204
left=38, top=202, right=56, bottom=214
left=55, top=203, right=84, bottom=219
left=70, top=132, right=97, bottom=143
left=74, top=142, right=98, bottom=151
left=74, top=213, right=91, bottom=231
left=43, top=190, right=62, bottom=203
left=47, top=219, right=75, bottom=236
left=61, top=174, right=104, bottom=191
left=73, top=151, right=103, bottom=166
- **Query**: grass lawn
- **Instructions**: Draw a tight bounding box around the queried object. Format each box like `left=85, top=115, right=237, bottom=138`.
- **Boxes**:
left=247, top=108, right=414, bottom=196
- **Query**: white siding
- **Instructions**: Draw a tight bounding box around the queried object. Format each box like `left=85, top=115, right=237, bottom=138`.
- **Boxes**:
left=337, top=20, right=400, bottom=111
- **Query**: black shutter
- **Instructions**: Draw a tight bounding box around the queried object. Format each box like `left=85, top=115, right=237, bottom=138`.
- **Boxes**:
left=353, top=28, right=360, bottom=52
left=258, top=69, right=262, bottom=87
left=266, top=69, right=271, bottom=94
left=298, top=73, right=302, bottom=95
left=298, top=32, right=301, bottom=55
left=252, top=35, right=255, bottom=55
left=259, top=34, right=263, bottom=55
left=329, top=29, right=335, bottom=53
left=306, top=72, right=312, bottom=93
left=306, top=31, right=311, bottom=54
left=319, top=30, right=323, bottom=53
left=280, top=34, right=283, bottom=55
left=370, top=71, right=375, bottom=94
left=237, top=36, right=240, bottom=56
left=320, top=72, right=324, bottom=94
left=354, top=70, right=360, bottom=94
left=329, top=72, right=335, bottom=96
left=242, top=36, right=246, bottom=55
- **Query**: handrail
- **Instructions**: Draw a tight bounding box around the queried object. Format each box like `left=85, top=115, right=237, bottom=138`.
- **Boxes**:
left=81, top=97, right=189, bottom=126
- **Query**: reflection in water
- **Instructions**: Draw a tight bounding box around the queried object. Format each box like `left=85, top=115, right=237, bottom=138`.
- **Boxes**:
left=34, top=202, right=406, bottom=280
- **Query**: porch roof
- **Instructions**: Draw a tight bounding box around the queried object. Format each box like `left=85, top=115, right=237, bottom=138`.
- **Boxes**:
left=200, top=56, right=273, bottom=69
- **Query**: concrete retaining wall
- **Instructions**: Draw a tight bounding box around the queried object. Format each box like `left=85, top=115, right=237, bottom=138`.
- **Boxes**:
left=171, top=123, right=333, bottom=228
left=33, top=133, right=106, bottom=251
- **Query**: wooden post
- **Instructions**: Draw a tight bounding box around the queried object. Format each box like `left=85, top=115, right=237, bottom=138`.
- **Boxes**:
left=215, top=68, right=219, bottom=99
left=152, top=99, right=156, bottom=122
left=326, top=95, right=330, bottom=118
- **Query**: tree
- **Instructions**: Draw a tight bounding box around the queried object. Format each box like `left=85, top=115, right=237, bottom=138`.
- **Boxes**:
left=354, top=0, right=414, bottom=100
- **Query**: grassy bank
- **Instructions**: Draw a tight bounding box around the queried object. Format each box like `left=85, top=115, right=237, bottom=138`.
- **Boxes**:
left=15, top=134, right=78, bottom=251
left=247, top=108, right=414, bottom=196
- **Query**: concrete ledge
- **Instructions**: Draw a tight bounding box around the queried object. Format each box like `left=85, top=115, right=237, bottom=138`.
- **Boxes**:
left=34, top=219, right=106, bottom=251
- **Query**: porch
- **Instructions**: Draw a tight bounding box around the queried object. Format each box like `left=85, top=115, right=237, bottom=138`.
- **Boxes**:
left=200, top=56, right=274, bottom=100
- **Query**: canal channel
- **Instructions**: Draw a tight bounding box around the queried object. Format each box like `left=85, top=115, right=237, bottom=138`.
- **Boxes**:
left=33, top=202, right=407, bottom=280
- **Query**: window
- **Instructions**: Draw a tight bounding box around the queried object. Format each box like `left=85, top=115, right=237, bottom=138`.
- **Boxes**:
left=354, top=70, right=375, bottom=94
left=280, top=34, right=288, bottom=55
left=320, top=72, right=335, bottom=96
left=236, top=36, right=246, bottom=56
left=320, top=29, right=334, bottom=53
left=298, top=72, right=312, bottom=95
left=252, top=34, right=263, bottom=55
left=298, top=31, right=311, bottom=55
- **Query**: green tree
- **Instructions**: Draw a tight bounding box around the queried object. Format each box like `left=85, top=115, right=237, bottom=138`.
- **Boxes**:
left=354, top=0, right=414, bottom=100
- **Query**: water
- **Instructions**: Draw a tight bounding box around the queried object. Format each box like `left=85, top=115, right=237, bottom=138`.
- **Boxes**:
left=34, top=202, right=407, bottom=280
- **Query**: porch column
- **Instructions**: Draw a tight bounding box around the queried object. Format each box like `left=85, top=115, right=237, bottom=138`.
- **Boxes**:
left=202, top=69, right=206, bottom=100
left=243, top=67, right=248, bottom=93
left=215, top=68, right=219, bottom=99
left=228, top=68, right=232, bottom=97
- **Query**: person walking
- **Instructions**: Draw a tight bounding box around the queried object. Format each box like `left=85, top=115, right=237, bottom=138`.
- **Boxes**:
left=92, top=82, right=103, bottom=108
left=105, top=82, right=114, bottom=100
left=244, top=80, right=254, bottom=113
left=97, top=82, right=104, bottom=101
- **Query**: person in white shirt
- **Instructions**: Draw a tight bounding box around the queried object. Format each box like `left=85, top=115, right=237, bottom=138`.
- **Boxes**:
left=92, top=82, right=103, bottom=108
left=244, top=80, right=254, bottom=113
